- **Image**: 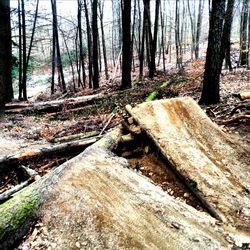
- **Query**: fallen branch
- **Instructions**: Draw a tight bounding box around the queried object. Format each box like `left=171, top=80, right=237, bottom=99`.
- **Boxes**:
left=218, top=114, right=250, bottom=125
left=0, top=136, right=100, bottom=173
left=45, top=106, right=91, bottom=117
left=99, top=113, right=116, bottom=136
left=0, top=176, right=35, bottom=204
left=49, top=130, right=99, bottom=143
left=5, top=93, right=105, bottom=114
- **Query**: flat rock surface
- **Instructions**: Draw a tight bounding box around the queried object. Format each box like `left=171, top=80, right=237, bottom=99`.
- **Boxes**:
left=20, top=145, right=237, bottom=250
left=128, top=97, right=250, bottom=233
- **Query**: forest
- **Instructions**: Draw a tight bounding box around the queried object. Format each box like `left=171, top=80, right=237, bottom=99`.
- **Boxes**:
left=0, top=0, right=249, bottom=249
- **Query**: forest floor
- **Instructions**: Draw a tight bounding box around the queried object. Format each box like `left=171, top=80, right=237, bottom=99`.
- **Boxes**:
left=0, top=62, right=249, bottom=249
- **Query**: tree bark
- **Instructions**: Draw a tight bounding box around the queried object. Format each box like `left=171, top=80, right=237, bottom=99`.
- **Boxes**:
left=99, top=1, right=109, bottom=80
left=120, top=0, right=132, bottom=89
left=199, top=0, right=226, bottom=105
left=0, top=0, right=12, bottom=111
left=77, top=0, right=86, bottom=88
left=23, top=0, right=40, bottom=99
left=139, top=8, right=146, bottom=78
left=175, top=0, right=182, bottom=69
left=51, top=0, right=66, bottom=94
left=195, top=0, right=205, bottom=59
left=149, top=0, right=160, bottom=78
left=18, top=0, right=23, bottom=101
left=92, top=0, right=99, bottom=89
left=21, top=0, right=27, bottom=100
left=220, top=0, right=235, bottom=71
left=239, top=0, right=249, bottom=66
left=83, top=0, right=93, bottom=88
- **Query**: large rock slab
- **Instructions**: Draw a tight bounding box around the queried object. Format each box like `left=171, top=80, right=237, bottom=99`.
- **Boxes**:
left=127, top=97, right=250, bottom=233
left=30, top=145, right=235, bottom=249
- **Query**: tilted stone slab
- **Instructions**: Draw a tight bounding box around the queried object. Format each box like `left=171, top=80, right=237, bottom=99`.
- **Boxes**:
left=126, top=97, right=250, bottom=233
left=33, top=146, right=236, bottom=249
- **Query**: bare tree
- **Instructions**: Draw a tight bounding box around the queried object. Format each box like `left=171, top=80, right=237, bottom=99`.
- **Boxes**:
left=175, top=0, right=182, bottom=69
left=0, top=0, right=12, bottom=111
left=51, top=0, right=66, bottom=94
left=220, top=0, right=235, bottom=71
left=239, top=0, right=249, bottom=66
left=121, top=0, right=132, bottom=89
left=21, top=0, right=27, bottom=100
left=83, top=0, right=93, bottom=88
left=199, top=0, right=226, bottom=105
left=99, top=0, right=109, bottom=80
left=77, top=0, right=86, bottom=87
left=92, top=0, right=99, bottom=89
left=149, top=0, right=160, bottom=78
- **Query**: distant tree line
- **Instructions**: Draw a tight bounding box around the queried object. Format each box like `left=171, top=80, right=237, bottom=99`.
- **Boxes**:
left=0, top=0, right=249, bottom=112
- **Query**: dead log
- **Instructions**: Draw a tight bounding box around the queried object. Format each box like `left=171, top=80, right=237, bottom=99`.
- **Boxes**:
left=5, top=102, right=29, bottom=110
left=218, top=114, right=250, bottom=125
left=99, top=112, right=116, bottom=135
left=0, top=136, right=100, bottom=173
left=0, top=176, right=36, bottom=203
left=0, top=129, right=122, bottom=249
left=49, top=130, right=99, bottom=143
left=1, top=128, right=247, bottom=249
left=45, top=106, right=91, bottom=117
left=5, top=93, right=105, bottom=114
left=126, top=97, right=250, bottom=233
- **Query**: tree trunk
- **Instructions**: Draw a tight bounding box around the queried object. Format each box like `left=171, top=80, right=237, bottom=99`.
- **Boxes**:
left=187, top=0, right=196, bottom=60
left=0, top=0, right=12, bottom=111
left=144, top=0, right=153, bottom=71
left=175, top=0, right=182, bottom=69
left=99, top=1, right=109, bottom=80
left=120, top=0, right=132, bottom=89
left=51, top=0, right=66, bottom=94
left=61, top=29, right=76, bottom=91
left=149, top=0, right=160, bottom=78
left=78, top=0, right=86, bottom=88
left=248, top=5, right=250, bottom=68
left=21, top=0, right=27, bottom=101
left=22, top=0, right=40, bottom=98
left=92, top=0, right=99, bottom=89
left=160, top=2, right=166, bottom=72
left=199, top=0, right=226, bottom=105
left=139, top=8, right=146, bottom=79
left=51, top=8, right=56, bottom=95
left=220, top=0, right=235, bottom=71
left=239, top=0, right=249, bottom=66
left=195, top=0, right=205, bottom=59
left=131, top=0, right=136, bottom=73
left=18, top=0, right=23, bottom=101
left=83, top=0, right=93, bottom=88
